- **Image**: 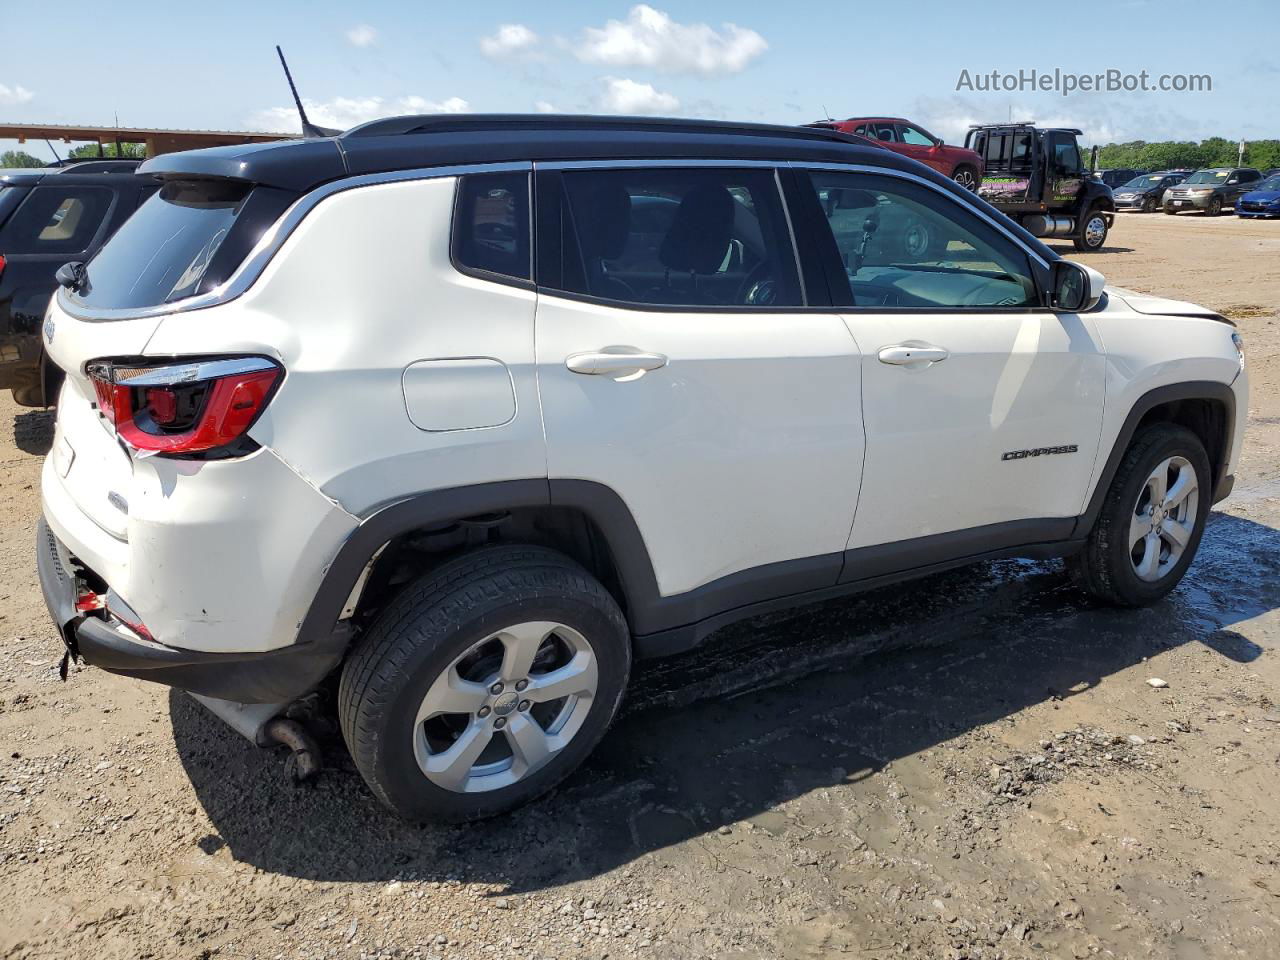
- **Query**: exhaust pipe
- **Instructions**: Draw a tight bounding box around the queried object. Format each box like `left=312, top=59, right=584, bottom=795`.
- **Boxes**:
left=1022, top=214, right=1076, bottom=238
left=189, top=693, right=322, bottom=782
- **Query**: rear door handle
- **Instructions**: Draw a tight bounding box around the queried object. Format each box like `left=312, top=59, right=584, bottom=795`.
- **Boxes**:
left=565, top=349, right=669, bottom=376
left=877, top=343, right=949, bottom=367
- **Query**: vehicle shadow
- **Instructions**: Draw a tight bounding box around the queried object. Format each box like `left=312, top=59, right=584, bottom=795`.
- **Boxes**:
left=12, top=408, right=55, bottom=456
left=171, top=510, right=1277, bottom=892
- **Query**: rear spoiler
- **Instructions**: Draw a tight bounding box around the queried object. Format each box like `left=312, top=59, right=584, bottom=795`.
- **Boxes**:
left=137, top=138, right=347, bottom=192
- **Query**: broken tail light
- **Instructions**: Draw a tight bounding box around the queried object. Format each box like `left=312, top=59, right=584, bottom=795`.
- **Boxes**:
left=85, top=357, right=282, bottom=456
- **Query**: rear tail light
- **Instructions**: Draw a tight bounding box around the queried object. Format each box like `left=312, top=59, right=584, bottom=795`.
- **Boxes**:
left=85, top=357, right=282, bottom=456
left=0, top=253, right=6, bottom=280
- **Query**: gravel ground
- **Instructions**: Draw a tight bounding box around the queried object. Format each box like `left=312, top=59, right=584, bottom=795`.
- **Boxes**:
left=3, top=212, right=1280, bottom=959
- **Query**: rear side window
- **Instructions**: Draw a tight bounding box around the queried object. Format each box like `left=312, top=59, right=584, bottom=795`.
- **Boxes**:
left=73, top=179, right=250, bottom=309
left=0, top=185, right=113, bottom=254
left=452, top=172, right=531, bottom=282
left=546, top=167, right=803, bottom=309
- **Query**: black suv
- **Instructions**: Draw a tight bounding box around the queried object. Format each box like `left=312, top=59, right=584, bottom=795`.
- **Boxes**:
left=962, top=124, right=1115, bottom=251
left=1094, top=168, right=1148, bottom=189
left=0, top=167, right=156, bottom=406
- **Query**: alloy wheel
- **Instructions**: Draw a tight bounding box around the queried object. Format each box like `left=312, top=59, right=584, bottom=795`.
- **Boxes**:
left=1083, top=215, right=1107, bottom=248
left=412, top=621, right=599, bottom=793
left=953, top=169, right=977, bottom=191
left=1129, top=456, right=1199, bottom=583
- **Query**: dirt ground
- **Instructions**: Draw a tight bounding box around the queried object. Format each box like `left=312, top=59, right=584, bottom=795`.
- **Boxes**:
left=3, top=211, right=1280, bottom=960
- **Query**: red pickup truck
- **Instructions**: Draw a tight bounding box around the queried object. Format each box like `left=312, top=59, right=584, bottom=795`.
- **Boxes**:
left=806, top=117, right=984, bottom=191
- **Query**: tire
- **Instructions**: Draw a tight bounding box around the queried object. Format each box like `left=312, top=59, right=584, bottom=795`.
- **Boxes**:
left=1072, top=205, right=1109, bottom=252
left=1069, top=424, right=1211, bottom=607
left=1205, top=196, right=1223, bottom=217
left=339, top=545, right=631, bottom=822
left=1163, top=205, right=1177, bottom=215
left=1141, top=196, right=1157, bottom=213
left=952, top=166, right=979, bottom=192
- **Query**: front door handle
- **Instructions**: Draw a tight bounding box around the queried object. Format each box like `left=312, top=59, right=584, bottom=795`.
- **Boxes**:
left=877, top=342, right=949, bottom=367
left=565, top=348, right=669, bottom=377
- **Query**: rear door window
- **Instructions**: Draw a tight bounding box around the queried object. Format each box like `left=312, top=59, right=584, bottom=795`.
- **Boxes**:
left=545, top=166, right=803, bottom=308
left=0, top=185, right=114, bottom=254
left=71, top=179, right=250, bottom=309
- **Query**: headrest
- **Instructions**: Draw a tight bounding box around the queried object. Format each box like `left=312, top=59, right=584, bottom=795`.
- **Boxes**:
left=659, top=184, right=734, bottom=274
left=575, top=180, right=632, bottom=261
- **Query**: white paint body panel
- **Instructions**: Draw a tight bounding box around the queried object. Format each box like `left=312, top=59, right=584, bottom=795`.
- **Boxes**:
left=843, top=311, right=1106, bottom=547
left=144, top=177, right=545, bottom=516
left=535, top=293, right=864, bottom=596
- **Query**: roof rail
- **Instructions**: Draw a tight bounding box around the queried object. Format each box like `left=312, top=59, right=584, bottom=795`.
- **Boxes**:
left=341, top=113, right=869, bottom=147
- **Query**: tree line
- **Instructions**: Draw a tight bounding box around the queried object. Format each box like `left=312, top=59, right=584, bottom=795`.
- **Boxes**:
left=1, top=143, right=148, bottom=168
left=1092, top=138, right=1280, bottom=172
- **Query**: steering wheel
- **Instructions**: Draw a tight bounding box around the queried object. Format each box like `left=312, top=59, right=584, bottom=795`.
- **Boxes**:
left=736, top=262, right=779, bottom=306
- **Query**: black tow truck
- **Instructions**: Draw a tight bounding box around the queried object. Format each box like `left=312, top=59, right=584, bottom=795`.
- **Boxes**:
left=962, top=123, right=1114, bottom=252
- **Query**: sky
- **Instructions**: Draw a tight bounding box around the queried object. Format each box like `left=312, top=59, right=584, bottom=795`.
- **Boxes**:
left=2, top=0, right=1276, bottom=162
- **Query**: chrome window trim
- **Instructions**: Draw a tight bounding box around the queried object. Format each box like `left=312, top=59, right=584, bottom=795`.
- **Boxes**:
left=789, top=161, right=1051, bottom=271
left=56, top=155, right=1051, bottom=321
left=57, top=161, right=533, bottom=322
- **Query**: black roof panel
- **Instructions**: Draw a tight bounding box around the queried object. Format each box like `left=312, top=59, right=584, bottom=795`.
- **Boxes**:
left=136, top=114, right=917, bottom=193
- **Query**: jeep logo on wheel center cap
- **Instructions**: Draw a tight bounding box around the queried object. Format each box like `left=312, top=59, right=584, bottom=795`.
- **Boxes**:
left=493, top=692, right=520, bottom=716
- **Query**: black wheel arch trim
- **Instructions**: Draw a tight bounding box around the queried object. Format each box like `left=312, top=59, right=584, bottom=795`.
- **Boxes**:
left=1074, top=379, right=1236, bottom=538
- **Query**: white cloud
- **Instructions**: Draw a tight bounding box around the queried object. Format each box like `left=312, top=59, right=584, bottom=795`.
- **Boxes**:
left=576, top=5, right=766, bottom=75
left=345, top=24, right=378, bottom=48
left=480, top=24, right=540, bottom=59
left=0, top=83, right=34, bottom=105
left=249, top=95, right=470, bottom=134
left=598, top=77, right=679, bottom=115
left=534, top=100, right=557, bottom=114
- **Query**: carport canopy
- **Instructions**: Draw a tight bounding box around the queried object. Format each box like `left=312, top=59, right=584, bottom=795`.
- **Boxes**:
left=0, top=122, right=294, bottom=157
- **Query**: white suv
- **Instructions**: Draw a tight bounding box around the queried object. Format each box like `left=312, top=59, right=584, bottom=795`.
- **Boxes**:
left=36, top=116, right=1247, bottom=822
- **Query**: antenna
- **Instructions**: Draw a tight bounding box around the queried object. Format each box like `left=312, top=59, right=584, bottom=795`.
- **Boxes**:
left=276, top=45, right=340, bottom=138
left=822, top=103, right=833, bottom=122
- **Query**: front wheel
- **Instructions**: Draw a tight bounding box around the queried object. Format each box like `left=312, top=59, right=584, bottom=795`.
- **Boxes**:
left=1205, top=196, right=1223, bottom=217
left=339, top=545, right=631, bottom=822
left=1072, top=206, right=1109, bottom=251
left=1069, top=424, right=1211, bottom=607
left=1163, top=205, right=1178, bottom=215
left=1142, top=196, right=1157, bottom=213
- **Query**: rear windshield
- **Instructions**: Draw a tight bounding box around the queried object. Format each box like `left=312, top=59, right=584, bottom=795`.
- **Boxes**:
left=72, top=179, right=251, bottom=309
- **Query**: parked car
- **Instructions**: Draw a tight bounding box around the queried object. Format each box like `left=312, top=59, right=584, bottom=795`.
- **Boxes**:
left=1113, top=171, right=1190, bottom=212
left=807, top=117, right=984, bottom=191
left=963, top=123, right=1115, bottom=250
left=37, top=115, right=1246, bottom=823
left=1236, top=174, right=1280, bottom=218
left=1263, top=168, right=1280, bottom=179
left=0, top=166, right=157, bottom=406
left=1163, top=167, right=1263, bottom=215
left=1093, top=168, right=1148, bottom=189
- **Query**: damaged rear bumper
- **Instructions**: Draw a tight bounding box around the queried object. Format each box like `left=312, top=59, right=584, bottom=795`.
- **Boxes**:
left=36, top=515, right=347, bottom=703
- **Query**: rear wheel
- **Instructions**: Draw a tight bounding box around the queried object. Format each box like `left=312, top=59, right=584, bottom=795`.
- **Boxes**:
left=1070, top=424, right=1210, bottom=607
left=1072, top=206, right=1109, bottom=251
left=339, top=545, right=631, bottom=822
left=952, top=166, right=978, bottom=192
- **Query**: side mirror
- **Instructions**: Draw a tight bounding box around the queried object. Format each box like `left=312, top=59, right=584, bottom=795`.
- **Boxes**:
left=55, top=261, right=86, bottom=292
left=1051, top=261, right=1104, bottom=312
